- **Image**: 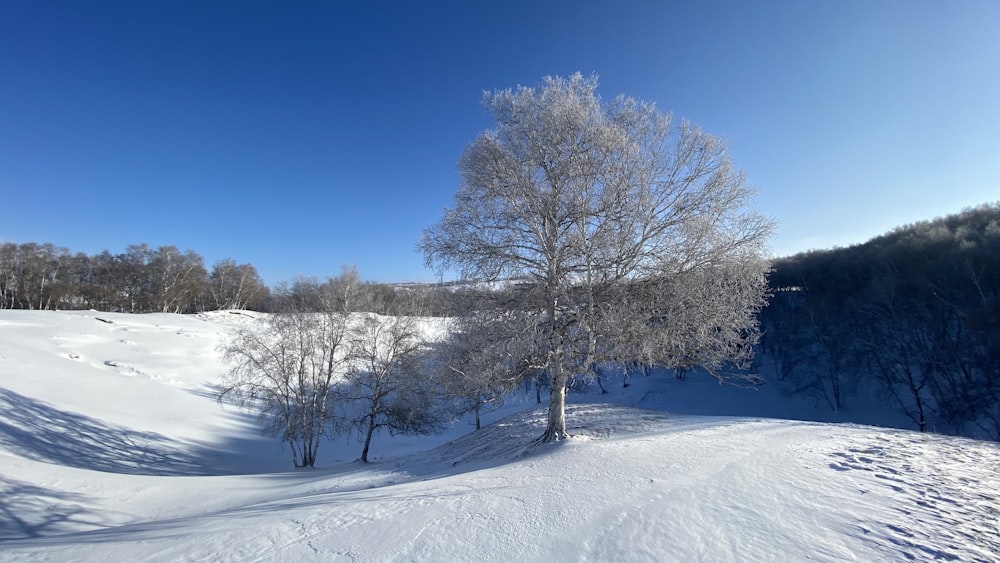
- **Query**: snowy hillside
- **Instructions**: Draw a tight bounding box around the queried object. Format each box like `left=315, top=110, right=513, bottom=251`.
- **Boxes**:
left=0, top=310, right=997, bottom=561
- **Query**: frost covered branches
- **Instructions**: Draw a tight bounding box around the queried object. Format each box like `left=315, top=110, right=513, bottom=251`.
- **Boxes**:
left=422, top=73, right=773, bottom=442
left=610, top=258, right=771, bottom=379
left=434, top=311, right=539, bottom=429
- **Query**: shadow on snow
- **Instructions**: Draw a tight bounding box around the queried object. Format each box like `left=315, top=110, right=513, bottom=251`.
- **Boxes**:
left=0, top=386, right=278, bottom=478
left=0, top=477, right=108, bottom=541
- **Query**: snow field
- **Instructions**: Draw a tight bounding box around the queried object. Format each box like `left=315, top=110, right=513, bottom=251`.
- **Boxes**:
left=0, top=310, right=997, bottom=562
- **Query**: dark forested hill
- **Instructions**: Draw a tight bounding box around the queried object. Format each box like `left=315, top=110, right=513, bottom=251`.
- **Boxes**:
left=762, top=203, right=1000, bottom=440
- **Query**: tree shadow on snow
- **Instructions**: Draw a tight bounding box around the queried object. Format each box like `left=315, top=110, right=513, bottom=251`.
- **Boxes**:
left=0, top=477, right=108, bottom=541
left=0, top=386, right=271, bottom=476
left=395, top=403, right=673, bottom=480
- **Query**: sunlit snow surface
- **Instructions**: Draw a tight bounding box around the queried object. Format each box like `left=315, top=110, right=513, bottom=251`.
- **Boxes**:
left=0, top=310, right=997, bottom=562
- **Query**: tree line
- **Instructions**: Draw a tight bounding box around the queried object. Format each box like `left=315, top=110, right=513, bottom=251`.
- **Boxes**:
left=0, top=242, right=269, bottom=313
left=761, top=203, right=1000, bottom=440
left=0, top=242, right=462, bottom=316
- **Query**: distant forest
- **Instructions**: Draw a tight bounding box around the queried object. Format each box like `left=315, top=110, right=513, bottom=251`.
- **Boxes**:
left=761, top=203, right=999, bottom=440
left=2, top=203, right=998, bottom=439
left=0, top=243, right=456, bottom=316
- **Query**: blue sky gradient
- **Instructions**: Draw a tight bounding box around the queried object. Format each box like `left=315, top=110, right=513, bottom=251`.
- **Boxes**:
left=2, top=1, right=998, bottom=284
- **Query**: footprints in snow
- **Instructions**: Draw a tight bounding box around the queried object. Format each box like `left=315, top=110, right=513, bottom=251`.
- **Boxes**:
left=826, top=432, right=999, bottom=562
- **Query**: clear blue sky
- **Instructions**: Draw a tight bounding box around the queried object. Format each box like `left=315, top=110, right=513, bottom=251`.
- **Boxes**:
left=2, top=1, right=998, bottom=284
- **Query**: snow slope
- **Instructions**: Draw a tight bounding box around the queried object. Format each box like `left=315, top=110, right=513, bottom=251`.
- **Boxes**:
left=0, top=310, right=997, bottom=561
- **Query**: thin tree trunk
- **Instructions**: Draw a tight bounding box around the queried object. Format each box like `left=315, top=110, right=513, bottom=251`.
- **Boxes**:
left=306, top=423, right=320, bottom=468
left=302, top=440, right=316, bottom=468
left=361, top=415, right=376, bottom=462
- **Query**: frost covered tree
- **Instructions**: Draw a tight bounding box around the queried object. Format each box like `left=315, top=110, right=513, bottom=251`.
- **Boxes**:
left=421, top=73, right=773, bottom=442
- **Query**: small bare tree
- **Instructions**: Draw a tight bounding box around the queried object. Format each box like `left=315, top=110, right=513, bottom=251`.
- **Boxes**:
left=422, top=73, right=773, bottom=443
left=218, top=269, right=360, bottom=468
left=343, top=313, right=441, bottom=462
left=435, top=311, right=529, bottom=430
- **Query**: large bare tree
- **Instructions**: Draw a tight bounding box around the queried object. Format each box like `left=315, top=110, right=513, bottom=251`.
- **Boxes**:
left=421, top=73, right=773, bottom=442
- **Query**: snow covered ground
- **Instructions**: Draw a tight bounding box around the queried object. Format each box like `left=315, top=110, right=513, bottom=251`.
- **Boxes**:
left=0, top=310, right=997, bottom=561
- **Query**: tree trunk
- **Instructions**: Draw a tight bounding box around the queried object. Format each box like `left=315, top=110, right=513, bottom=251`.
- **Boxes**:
left=305, top=431, right=319, bottom=468
left=361, top=415, right=376, bottom=462
left=302, top=444, right=315, bottom=468
left=537, top=363, right=568, bottom=443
